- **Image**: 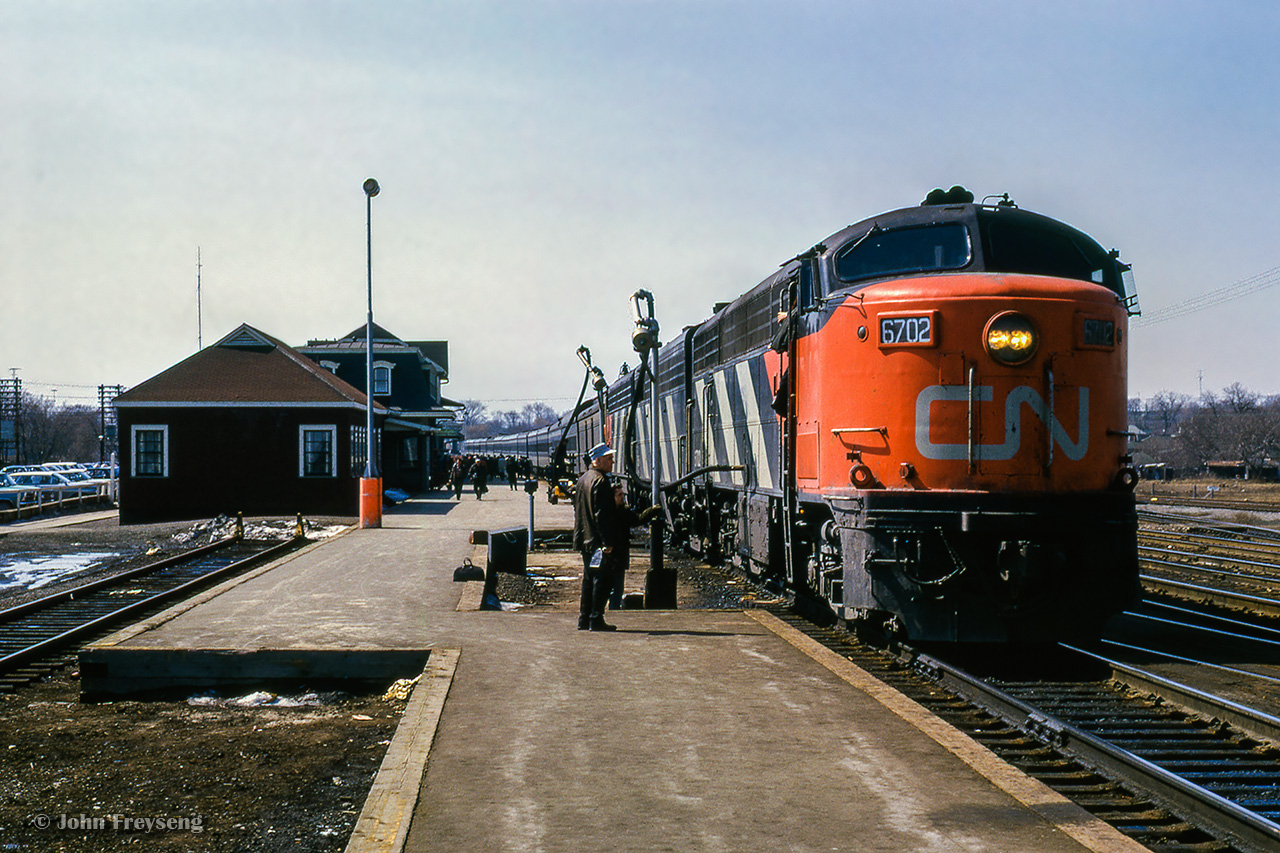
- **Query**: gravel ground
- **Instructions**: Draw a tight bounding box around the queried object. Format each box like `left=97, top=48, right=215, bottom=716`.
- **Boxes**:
left=0, top=511, right=407, bottom=853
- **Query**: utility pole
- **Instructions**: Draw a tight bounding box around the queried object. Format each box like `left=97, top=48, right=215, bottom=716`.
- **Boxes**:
left=359, top=178, right=382, bottom=528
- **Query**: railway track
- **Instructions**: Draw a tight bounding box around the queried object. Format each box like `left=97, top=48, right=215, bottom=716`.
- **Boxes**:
left=1139, top=509, right=1280, bottom=621
left=767, top=604, right=1280, bottom=853
left=1143, top=495, right=1280, bottom=514
left=0, top=535, right=302, bottom=691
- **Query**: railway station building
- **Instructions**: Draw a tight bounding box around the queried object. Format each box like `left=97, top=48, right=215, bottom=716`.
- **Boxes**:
left=113, top=324, right=388, bottom=523
left=297, top=323, right=458, bottom=494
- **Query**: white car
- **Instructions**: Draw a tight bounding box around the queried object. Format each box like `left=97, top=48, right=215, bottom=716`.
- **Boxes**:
left=6, top=470, right=100, bottom=497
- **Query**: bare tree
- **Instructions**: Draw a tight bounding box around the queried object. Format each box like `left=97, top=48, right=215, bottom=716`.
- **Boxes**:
left=1148, top=391, right=1189, bottom=436
left=1221, top=382, right=1259, bottom=413
left=15, top=394, right=99, bottom=463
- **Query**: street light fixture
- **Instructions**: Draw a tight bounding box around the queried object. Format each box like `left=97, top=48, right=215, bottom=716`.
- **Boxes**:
left=359, top=177, right=382, bottom=529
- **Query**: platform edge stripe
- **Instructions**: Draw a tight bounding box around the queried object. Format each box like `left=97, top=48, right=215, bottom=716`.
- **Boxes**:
left=744, top=610, right=1149, bottom=853
left=345, top=647, right=460, bottom=853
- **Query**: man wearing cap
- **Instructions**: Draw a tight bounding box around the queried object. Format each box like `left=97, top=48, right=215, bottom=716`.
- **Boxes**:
left=572, top=442, right=620, bottom=631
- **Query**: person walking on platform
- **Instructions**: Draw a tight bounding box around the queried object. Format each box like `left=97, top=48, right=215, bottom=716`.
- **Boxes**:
left=450, top=457, right=466, bottom=501
left=507, top=458, right=519, bottom=490
left=470, top=457, right=489, bottom=500
left=573, top=443, right=620, bottom=631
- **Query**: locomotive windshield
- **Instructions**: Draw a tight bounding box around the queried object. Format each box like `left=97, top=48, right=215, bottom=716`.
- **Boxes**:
left=835, top=223, right=971, bottom=282
left=980, top=214, right=1123, bottom=296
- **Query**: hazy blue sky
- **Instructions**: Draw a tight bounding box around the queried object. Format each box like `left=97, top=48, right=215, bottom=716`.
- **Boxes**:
left=3, top=1, right=1278, bottom=409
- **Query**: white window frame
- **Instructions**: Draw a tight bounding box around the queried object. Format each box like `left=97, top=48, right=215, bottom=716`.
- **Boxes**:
left=372, top=360, right=394, bottom=396
left=319, top=360, right=340, bottom=374
left=131, top=424, right=170, bottom=478
left=299, top=424, right=338, bottom=478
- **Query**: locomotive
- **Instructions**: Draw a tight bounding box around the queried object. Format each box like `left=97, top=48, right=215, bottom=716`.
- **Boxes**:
left=467, top=187, right=1142, bottom=643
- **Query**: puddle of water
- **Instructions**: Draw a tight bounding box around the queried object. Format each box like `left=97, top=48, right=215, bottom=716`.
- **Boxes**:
left=0, top=552, right=119, bottom=591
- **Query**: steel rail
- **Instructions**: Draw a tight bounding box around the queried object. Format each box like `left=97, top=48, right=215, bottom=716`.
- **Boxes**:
left=1096, top=637, right=1280, bottom=687
left=1140, top=573, right=1280, bottom=620
left=1140, top=530, right=1280, bottom=561
left=1140, top=554, right=1280, bottom=589
left=1120, top=607, right=1280, bottom=652
left=1139, top=597, right=1280, bottom=642
left=1066, top=644, right=1280, bottom=747
left=0, top=538, right=297, bottom=676
left=1143, top=496, right=1280, bottom=514
left=1138, top=545, right=1280, bottom=576
left=907, top=648, right=1280, bottom=853
left=1139, top=508, right=1280, bottom=541
left=0, top=538, right=233, bottom=624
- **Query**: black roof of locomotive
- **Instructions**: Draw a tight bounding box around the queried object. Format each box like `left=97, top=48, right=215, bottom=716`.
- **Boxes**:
left=822, top=200, right=1111, bottom=273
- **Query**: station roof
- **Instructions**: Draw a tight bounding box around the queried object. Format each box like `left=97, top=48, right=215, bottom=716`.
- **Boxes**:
left=115, top=324, right=386, bottom=410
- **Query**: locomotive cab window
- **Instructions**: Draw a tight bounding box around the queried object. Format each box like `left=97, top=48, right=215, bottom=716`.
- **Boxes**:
left=981, top=215, right=1122, bottom=296
left=835, top=223, right=971, bottom=282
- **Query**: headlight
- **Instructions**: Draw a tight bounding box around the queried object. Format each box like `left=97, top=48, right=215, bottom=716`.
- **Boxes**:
left=984, top=312, right=1037, bottom=365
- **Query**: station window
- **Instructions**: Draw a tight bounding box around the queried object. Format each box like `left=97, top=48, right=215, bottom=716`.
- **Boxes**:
left=372, top=362, right=393, bottom=396
left=132, top=425, right=169, bottom=477
left=401, top=436, right=420, bottom=470
left=300, top=425, right=337, bottom=477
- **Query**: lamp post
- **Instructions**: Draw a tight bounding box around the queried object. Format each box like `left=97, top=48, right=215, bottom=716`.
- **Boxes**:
left=359, top=177, right=382, bottom=529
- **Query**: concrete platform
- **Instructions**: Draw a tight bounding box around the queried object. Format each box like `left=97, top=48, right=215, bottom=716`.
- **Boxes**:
left=83, top=487, right=1145, bottom=853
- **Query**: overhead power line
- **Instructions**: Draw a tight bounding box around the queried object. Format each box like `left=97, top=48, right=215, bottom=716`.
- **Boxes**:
left=1133, top=266, right=1280, bottom=327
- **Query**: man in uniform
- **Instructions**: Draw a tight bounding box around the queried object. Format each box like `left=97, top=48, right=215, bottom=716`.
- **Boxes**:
left=573, top=443, right=620, bottom=631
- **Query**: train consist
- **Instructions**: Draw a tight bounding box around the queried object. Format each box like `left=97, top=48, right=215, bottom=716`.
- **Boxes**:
left=467, top=188, right=1142, bottom=642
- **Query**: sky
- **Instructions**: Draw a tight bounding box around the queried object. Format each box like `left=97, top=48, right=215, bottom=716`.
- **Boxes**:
left=3, top=1, right=1278, bottom=411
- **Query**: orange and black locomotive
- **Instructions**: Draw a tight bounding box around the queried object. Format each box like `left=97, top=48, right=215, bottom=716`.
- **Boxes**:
left=469, top=187, right=1142, bottom=643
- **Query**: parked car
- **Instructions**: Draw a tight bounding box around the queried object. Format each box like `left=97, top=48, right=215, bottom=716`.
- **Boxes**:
left=1, top=464, right=43, bottom=474
left=5, top=470, right=101, bottom=497
left=0, top=473, right=38, bottom=510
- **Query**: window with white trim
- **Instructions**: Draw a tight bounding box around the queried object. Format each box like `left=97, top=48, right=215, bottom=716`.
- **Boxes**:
left=372, top=361, right=393, bottom=396
left=299, top=425, right=337, bottom=477
left=132, top=425, right=169, bottom=477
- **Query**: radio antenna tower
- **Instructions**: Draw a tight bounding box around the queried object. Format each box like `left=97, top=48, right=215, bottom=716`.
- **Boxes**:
left=197, top=247, right=203, bottom=350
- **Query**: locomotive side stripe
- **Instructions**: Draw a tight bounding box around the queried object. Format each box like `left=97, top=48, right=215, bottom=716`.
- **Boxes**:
left=735, top=359, right=773, bottom=490
left=663, top=392, right=681, bottom=479
left=714, top=367, right=741, bottom=472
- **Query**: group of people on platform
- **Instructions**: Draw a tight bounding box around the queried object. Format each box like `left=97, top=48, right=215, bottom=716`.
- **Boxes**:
left=445, top=454, right=532, bottom=500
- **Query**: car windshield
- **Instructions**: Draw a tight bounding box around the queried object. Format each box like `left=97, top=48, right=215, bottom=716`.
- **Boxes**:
left=835, top=223, right=972, bottom=282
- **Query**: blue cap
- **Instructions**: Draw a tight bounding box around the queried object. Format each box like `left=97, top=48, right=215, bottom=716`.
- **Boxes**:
left=587, top=443, right=615, bottom=462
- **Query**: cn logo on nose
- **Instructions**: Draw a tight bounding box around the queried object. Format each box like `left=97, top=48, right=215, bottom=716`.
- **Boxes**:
left=915, top=385, right=1089, bottom=461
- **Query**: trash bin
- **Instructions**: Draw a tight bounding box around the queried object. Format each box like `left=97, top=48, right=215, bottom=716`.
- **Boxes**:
left=487, top=526, right=528, bottom=575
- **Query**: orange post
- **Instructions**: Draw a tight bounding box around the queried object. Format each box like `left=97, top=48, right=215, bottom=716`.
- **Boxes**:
left=359, top=477, right=383, bottom=528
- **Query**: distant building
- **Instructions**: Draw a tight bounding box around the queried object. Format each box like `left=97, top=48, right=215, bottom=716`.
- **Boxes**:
left=298, top=323, right=459, bottom=492
left=114, top=324, right=386, bottom=523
